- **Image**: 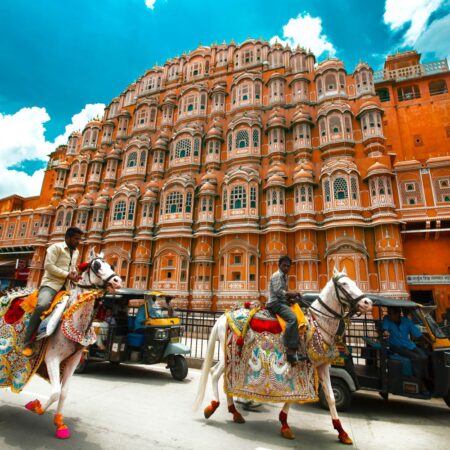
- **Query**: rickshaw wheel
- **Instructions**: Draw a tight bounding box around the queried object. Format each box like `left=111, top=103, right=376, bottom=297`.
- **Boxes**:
left=170, top=355, right=188, bottom=381
left=318, top=378, right=352, bottom=411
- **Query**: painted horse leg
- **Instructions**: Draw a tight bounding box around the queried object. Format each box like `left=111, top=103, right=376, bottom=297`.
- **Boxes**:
left=318, top=364, right=352, bottom=445
left=53, top=349, right=83, bottom=439
left=40, top=353, right=63, bottom=413
left=227, top=396, right=245, bottom=423
left=279, top=402, right=295, bottom=440
left=204, top=359, right=224, bottom=419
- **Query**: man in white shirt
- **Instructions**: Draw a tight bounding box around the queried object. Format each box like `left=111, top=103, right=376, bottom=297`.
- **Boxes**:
left=22, top=227, right=83, bottom=356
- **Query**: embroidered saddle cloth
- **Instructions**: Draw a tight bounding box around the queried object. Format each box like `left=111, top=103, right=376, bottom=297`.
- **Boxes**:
left=224, top=307, right=318, bottom=404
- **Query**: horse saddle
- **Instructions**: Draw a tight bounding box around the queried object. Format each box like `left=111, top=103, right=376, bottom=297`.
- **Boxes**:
left=226, top=303, right=306, bottom=337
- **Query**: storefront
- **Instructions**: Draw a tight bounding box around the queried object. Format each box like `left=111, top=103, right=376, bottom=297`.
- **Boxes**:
left=0, top=247, right=33, bottom=290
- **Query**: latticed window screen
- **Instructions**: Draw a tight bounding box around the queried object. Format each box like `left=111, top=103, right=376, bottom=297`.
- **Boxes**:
left=185, top=192, right=193, bottom=212
left=56, top=211, right=64, bottom=226
left=235, top=130, right=249, bottom=148
left=175, top=139, right=191, bottom=158
left=137, top=108, right=148, bottom=125
left=228, top=134, right=232, bottom=151
left=230, top=185, right=247, bottom=209
left=223, top=189, right=227, bottom=211
left=351, top=177, right=358, bottom=200
left=201, top=198, right=207, bottom=211
left=113, top=201, right=126, bottom=220
left=308, top=186, right=313, bottom=202
left=334, top=177, right=349, bottom=200
left=65, top=211, right=72, bottom=227
left=194, top=138, right=200, bottom=156
left=128, top=201, right=135, bottom=220
left=378, top=178, right=385, bottom=195
left=240, top=84, right=250, bottom=101
left=253, top=129, right=259, bottom=147
left=433, top=177, right=450, bottom=202
left=140, top=151, right=146, bottom=167
left=324, top=180, right=331, bottom=202
left=250, top=186, right=257, bottom=208
left=300, top=186, right=306, bottom=202
left=127, top=152, right=137, bottom=167
left=165, top=191, right=183, bottom=214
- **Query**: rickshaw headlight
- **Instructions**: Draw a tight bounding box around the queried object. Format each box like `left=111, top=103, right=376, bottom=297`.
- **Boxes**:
left=155, top=328, right=169, bottom=340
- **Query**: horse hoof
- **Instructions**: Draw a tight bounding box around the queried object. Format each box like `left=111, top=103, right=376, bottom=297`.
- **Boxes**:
left=281, top=427, right=295, bottom=440
left=25, top=399, right=44, bottom=415
left=204, top=400, right=220, bottom=419
left=233, top=414, right=246, bottom=424
left=55, top=426, right=71, bottom=439
left=338, top=433, right=353, bottom=445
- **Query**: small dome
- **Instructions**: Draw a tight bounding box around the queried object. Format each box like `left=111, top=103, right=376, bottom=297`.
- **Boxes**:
left=357, top=100, right=382, bottom=117
left=293, top=163, right=314, bottom=183
left=143, top=189, right=158, bottom=199
left=291, top=109, right=313, bottom=126
left=266, top=174, right=285, bottom=187
left=206, top=126, right=223, bottom=140
left=364, top=161, right=392, bottom=179
left=199, top=181, right=216, bottom=193
left=154, top=137, right=168, bottom=150
left=201, top=171, right=218, bottom=182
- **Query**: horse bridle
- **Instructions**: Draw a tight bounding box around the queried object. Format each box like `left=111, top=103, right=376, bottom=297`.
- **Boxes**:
left=310, top=274, right=366, bottom=320
left=77, top=257, right=119, bottom=290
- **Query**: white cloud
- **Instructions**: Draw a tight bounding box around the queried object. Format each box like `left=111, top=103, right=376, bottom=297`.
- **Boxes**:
left=0, top=103, right=105, bottom=198
left=53, top=103, right=105, bottom=147
left=145, top=0, right=156, bottom=9
left=270, top=13, right=336, bottom=58
left=415, top=12, right=450, bottom=62
left=383, top=0, right=445, bottom=45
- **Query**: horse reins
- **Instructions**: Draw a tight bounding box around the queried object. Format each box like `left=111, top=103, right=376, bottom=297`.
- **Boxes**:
left=77, top=258, right=118, bottom=290
left=309, top=274, right=366, bottom=320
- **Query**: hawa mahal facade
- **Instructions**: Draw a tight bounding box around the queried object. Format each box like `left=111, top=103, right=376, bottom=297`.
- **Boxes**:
left=0, top=41, right=449, bottom=317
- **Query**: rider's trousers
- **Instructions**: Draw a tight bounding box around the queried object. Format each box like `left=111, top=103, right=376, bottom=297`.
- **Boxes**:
left=23, top=286, right=57, bottom=345
left=267, top=301, right=299, bottom=349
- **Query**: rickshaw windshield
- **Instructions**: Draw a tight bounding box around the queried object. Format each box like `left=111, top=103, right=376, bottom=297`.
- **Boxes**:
left=423, top=312, right=446, bottom=338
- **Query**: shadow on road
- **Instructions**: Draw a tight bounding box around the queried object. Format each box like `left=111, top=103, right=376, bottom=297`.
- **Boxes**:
left=292, top=391, right=449, bottom=426
left=0, top=405, right=102, bottom=450
left=74, top=361, right=193, bottom=386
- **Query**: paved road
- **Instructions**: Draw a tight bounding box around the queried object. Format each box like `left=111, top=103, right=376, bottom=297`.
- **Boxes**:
left=0, top=362, right=449, bottom=450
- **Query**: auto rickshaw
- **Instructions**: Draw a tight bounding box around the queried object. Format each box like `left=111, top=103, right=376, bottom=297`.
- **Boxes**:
left=299, top=294, right=450, bottom=411
left=76, top=289, right=190, bottom=380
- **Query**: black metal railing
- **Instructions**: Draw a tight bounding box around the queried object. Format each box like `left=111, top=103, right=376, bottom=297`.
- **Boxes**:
left=176, top=309, right=225, bottom=361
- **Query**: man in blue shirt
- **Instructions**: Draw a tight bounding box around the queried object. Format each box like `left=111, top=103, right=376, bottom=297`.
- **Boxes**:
left=382, top=307, right=428, bottom=379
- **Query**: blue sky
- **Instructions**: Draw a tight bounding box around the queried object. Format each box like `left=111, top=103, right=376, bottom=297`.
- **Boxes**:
left=0, top=0, right=449, bottom=197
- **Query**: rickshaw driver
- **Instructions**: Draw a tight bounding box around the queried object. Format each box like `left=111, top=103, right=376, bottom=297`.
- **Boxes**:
left=382, top=307, right=429, bottom=380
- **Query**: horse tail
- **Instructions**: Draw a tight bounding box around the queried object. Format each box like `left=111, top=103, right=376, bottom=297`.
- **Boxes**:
left=194, top=315, right=221, bottom=410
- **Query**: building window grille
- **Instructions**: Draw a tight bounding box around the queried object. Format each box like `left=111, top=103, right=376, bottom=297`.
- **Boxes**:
left=165, top=191, right=183, bottom=214
left=186, top=192, right=193, bottom=213
left=127, top=152, right=137, bottom=168
left=236, top=130, right=249, bottom=148
left=250, top=186, right=257, bottom=208
left=334, top=177, right=349, bottom=200
left=113, top=201, right=126, bottom=221
left=230, top=185, right=246, bottom=209
left=175, top=139, right=191, bottom=158
left=127, top=201, right=135, bottom=221
left=194, top=138, right=200, bottom=156
left=223, top=190, right=227, bottom=211
left=228, top=134, right=232, bottom=151
left=351, top=177, right=358, bottom=200
left=324, top=180, right=331, bottom=202
left=252, top=129, right=259, bottom=147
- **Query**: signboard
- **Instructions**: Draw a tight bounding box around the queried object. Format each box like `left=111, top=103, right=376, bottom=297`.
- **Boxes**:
left=407, top=275, right=450, bottom=285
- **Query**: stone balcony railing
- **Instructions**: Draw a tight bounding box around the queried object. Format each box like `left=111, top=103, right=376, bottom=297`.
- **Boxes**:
left=374, top=59, right=449, bottom=83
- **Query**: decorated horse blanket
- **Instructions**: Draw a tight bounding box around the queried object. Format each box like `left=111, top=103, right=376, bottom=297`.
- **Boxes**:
left=224, top=307, right=318, bottom=403
left=0, top=289, right=102, bottom=393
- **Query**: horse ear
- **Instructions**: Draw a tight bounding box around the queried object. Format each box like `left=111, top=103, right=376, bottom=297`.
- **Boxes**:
left=342, top=266, right=347, bottom=275
left=88, top=247, right=96, bottom=260
left=333, top=267, right=339, bottom=277
left=98, top=251, right=104, bottom=259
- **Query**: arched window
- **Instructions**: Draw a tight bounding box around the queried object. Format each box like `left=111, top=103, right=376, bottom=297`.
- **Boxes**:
left=252, top=129, right=259, bottom=147
left=329, top=116, right=342, bottom=134
left=127, top=152, right=137, bottom=168
left=56, top=211, right=64, bottom=227
left=186, top=192, right=193, bottom=212
left=378, top=178, right=385, bottom=195
left=64, top=210, right=72, bottom=227
left=250, top=186, right=257, bottom=208
left=235, top=130, right=249, bottom=148
left=230, top=185, right=246, bottom=209
left=325, top=73, right=337, bottom=91
left=165, top=191, right=183, bottom=214
left=333, top=177, right=349, bottom=200
left=227, top=134, right=232, bottom=151
left=324, top=180, right=331, bottom=202
left=113, top=201, right=126, bottom=220
left=350, top=177, right=358, bottom=200
left=223, top=189, right=227, bottom=211
left=128, top=200, right=135, bottom=220
left=71, top=163, right=79, bottom=179
left=139, top=151, right=146, bottom=167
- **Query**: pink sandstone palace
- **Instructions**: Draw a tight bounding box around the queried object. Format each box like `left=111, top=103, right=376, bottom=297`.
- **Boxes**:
left=0, top=41, right=449, bottom=318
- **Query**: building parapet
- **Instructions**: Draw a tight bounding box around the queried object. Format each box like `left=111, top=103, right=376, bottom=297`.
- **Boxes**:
left=374, top=59, right=448, bottom=83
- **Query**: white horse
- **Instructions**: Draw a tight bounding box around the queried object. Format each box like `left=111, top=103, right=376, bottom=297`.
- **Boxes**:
left=194, top=269, right=373, bottom=445
left=0, top=251, right=122, bottom=439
